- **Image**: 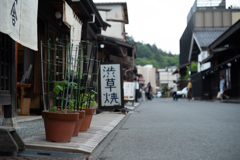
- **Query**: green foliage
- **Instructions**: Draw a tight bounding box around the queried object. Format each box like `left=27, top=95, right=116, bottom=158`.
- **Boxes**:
left=68, top=99, right=75, bottom=111
left=53, top=80, right=68, bottom=95
left=50, top=106, right=57, bottom=112
left=161, top=85, right=168, bottom=91
left=184, top=62, right=198, bottom=79
left=52, top=80, right=79, bottom=112
left=79, top=90, right=98, bottom=108
left=126, top=36, right=179, bottom=68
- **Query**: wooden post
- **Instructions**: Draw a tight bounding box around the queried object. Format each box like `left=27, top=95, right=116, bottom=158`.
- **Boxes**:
left=2, top=41, right=17, bottom=127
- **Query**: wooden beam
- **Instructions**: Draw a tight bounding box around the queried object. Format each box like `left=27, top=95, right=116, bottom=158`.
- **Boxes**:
left=15, top=42, right=17, bottom=115
left=88, top=24, right=97, bottom=40
left=73, top=1, right=90, bottom=18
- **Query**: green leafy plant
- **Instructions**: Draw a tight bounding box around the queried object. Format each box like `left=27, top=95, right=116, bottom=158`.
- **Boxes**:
left=52, top=80, right=78, bottom=112
left=79, top=90, right=98, bottom=109
left=50, top=106, right=57, bottom=112
left=161, top=85, right=168, bottom=91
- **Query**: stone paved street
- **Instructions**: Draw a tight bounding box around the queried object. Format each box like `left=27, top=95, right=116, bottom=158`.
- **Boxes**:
left=94, top=98, right=240, bottom=160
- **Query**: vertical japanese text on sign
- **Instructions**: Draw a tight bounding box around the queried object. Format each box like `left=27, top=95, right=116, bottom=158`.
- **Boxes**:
left=100, top=64, right=122, bottom=106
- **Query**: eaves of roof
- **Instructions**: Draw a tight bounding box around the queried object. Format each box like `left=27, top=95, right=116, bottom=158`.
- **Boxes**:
left=209, top=19, right=240, bottom=50
left=193, top=28, right=228, bottom=48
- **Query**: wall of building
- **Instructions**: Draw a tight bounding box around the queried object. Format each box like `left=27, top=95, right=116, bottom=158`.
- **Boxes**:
left=98, top=5, right=124, bottom=40
left=195, top=10, right=240, bottom=28
left=159, top=72, right=179, bottom=90
left=198, top=51, right=211, bottom=72
left=232, top=12, right=240, bottom=24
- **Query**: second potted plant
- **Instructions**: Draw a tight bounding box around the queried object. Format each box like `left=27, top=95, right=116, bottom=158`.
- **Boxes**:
left=79, top=91, right=98, bottom=132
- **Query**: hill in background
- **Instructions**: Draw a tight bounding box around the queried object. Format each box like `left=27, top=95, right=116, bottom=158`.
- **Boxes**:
left=126, top=36, right=179, bottom=68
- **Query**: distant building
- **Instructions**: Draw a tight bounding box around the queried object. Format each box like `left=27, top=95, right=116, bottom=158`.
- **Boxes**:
left=158, top=66, right=179, bottom=90
left=137, top=65, right=156, bottom=93
left=96, top=2, right=138, bottom=81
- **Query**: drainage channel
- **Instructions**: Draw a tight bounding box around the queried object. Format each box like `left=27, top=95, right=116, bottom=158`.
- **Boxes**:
left=16, top=149, right=89, bottom=159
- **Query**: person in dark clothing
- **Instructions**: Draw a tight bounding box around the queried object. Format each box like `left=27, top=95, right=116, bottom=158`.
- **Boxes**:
left=172, top=80, right=178, bottom=101
left=146, top=82, right=152, bottom=100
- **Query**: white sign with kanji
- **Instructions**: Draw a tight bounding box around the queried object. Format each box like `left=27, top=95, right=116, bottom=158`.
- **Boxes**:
left=100, top=64, right=121, bottom=106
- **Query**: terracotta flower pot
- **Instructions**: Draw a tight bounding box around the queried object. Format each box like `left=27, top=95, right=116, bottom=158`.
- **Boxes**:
left=79, top=107, right=96, bottom=132
left=42, top=111, right=79, bottom=142
left=72, top=110, right=85, bottom=137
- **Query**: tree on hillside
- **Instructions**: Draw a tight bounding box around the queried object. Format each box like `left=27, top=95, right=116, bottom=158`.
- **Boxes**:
left=126, top=36, right=179, bottom=68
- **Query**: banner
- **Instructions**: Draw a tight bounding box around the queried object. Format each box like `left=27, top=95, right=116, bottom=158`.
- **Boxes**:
left=63, top=1, right=74, bottom=27
left=70, top=18, right=82, bottom=48
left=0, top=0, right=21, bottom=43
left=0, top=0, right=38, bottom=51
left=20, top=0, right=38, bottom=51
left=220, top=68, right=231, bottom=90
left=70, top=17, right=82, bottom=71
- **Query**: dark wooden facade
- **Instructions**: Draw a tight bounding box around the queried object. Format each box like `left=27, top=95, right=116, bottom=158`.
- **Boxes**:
left=0, top=33, right=17, bottom=126
left=201, top=20, right=240, bottom=99
left=0, top=0, right=108, bottom=126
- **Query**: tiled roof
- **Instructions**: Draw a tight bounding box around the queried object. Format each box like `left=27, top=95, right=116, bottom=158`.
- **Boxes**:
left=193, top=28, right=228, bottom=48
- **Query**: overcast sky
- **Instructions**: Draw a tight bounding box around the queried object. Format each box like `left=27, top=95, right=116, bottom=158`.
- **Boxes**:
left=93, top=0, right=240, bottom=54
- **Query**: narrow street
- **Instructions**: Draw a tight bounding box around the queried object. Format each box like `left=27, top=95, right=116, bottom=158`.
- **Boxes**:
left=94, top=98, right=240, bottom=160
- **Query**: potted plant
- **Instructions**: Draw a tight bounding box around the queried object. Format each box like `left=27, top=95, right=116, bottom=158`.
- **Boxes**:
left=79, top=90, right=98, bottom=132
left=42, top=80, right=79, bottom=142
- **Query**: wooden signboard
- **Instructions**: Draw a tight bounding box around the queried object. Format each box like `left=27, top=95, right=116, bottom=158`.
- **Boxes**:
left=98, top=63, right=124, bottom=111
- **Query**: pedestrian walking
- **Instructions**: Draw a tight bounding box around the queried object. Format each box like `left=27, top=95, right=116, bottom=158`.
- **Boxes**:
left=219, top=75, right=229, bottom=101
left=134, top=78, right=139, bottom=102
left=187, top=78, right=192, bottom=101
left=172, top=80, right=178, bottom=101
left=146, top=82, right=152, bottom=100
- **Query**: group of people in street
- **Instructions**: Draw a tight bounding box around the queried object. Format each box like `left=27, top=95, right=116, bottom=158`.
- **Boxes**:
left=171, top=78, right=192, bottom=101
left=171, top=75, right=229, bottom=101
left=134, top=78, right=152, bottom=102
left=135, top=74, right=229, bottom=103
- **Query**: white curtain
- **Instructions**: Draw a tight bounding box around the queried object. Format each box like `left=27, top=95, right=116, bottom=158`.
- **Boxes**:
left=0, top=0, right=21, bottom=43
left=19, top=0, right=38, bottom=51
left=0, top=0, right=38, bottom=51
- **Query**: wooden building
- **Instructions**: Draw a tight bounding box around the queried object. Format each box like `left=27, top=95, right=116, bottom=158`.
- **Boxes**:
left=96, top=2, right=138, bottom=82
left=176, top=0, right=240, bottom=96
left=0, top=0, right=109, bottom=126
left=200, top=19, right=240, bottom=99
